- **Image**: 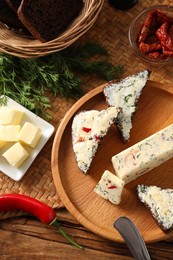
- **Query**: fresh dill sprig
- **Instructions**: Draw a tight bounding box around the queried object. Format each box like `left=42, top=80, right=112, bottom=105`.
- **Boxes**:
left=0, top=42, right=124, bottom=119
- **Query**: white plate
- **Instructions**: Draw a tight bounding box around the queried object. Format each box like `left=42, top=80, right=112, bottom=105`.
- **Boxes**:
left=0, top=96, right=55, bottom=181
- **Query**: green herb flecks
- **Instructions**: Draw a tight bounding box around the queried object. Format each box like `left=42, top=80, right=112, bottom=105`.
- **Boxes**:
left=0, top=42, right=124, bottom=119
left=124, top=94, right=132, bottom=103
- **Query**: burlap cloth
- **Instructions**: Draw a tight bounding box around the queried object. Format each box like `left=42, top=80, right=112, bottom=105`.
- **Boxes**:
left=0, top=0, right=173, bottom=219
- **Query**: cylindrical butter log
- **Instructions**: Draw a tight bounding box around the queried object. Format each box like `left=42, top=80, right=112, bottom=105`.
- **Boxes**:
left=112, top=124, right=173, bottom=184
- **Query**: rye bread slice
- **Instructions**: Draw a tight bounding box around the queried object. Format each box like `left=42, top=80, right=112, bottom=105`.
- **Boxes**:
left=0, top=0, right=24, bottom=28
left=17, top=0, right=84, bottom=42
left=5, top=0, right=21, bottom=12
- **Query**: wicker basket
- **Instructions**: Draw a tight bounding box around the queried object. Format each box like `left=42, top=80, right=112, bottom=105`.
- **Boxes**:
left=0, top=0, right=104, bottom=58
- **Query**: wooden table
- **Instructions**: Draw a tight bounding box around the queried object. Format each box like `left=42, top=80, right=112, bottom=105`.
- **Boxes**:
left=0, top=209, right=173, bottom=259
left=1, top=1, right=173, bottom=259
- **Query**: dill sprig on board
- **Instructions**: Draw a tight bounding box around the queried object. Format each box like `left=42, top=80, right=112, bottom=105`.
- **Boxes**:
left=0, top=42, right=124, bottom=119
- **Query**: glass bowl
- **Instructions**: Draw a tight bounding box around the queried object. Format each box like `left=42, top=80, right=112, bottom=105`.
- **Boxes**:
left=128, top=5, right=173, bottom=64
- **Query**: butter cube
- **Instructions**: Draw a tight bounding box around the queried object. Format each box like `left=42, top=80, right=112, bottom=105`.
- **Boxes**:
left=0, top=125, right=21, bottom=142
left=18, top=122, right=42, bottom=148
left=0, top=106, right=24, bottom=125
left=94, top=170, right=125, bottom=205
left=2, top=142, right=29, bottom=168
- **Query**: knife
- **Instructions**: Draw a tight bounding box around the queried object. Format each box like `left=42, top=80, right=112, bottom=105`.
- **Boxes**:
left=114, top=216, right=151, bottom=260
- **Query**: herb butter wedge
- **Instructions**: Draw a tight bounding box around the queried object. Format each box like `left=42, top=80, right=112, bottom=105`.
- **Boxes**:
left=103, top=70, right=150, bottom=142
left=137, top=184, right=173, bottom=231
left=94, top=170, right=124, bottom=205
left=112, top=124, right=173, bottom=184
left=72, top=107, right=119, bottom=174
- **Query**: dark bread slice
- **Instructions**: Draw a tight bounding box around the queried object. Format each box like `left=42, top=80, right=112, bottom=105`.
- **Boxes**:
left=5, top=0, right=21, bottom=12
left=0, top=0, right=24, bottom=28
left=17, top=0, right=84, bottom=42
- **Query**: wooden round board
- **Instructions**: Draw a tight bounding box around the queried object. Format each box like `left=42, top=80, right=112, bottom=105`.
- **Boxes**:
left=51, top=80, right=173, bottom=243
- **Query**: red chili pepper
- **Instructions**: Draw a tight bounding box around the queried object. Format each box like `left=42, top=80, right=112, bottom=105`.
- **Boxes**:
left=108, top=186, right=117, bottom=189
left=82, top=127, right=91, bottom=133
left=78, top=136, right=85, bottom=142
left=94, top=135, right=100, bottom=141
left=0, top=194, right=83, bottom=249
left=0, top=194, right=56, bottom=224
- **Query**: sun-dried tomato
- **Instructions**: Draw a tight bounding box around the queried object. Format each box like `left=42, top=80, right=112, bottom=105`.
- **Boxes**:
left=139, top=42, right=162, bottom=53
left=138, top=10, right=159, bottom=43
left=156, top=22, right=173, bottom=51
left=148, top=51, right=160, bottom=59
left=156, top=9, right=173, bottom=25
left=162, top=48, right=173, bottom=57
left=145, top=34, right=160, bottom=44
left=137, top=9, right=173, bottom=60
left=168, top=24, right=173, bottom=38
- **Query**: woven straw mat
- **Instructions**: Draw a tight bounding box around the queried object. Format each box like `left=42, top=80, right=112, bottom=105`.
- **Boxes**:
left=0, top=0, right=173, bottom=219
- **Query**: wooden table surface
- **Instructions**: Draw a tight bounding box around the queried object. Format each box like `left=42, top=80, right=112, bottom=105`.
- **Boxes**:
left=0, top=208, right=173, bottom=260
left=1, top=1, right=173, bottom=259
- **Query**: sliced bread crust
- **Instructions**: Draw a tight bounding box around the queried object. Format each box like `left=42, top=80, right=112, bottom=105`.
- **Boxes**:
left=5, top=0, right=21, bottom=12
left=17, top=0, right=84, bottom=42
left=0, top=0, right=24, bottom=28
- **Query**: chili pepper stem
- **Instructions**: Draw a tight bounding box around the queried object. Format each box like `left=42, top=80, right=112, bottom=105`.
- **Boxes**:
left=52, top=220, right=84, bottom=250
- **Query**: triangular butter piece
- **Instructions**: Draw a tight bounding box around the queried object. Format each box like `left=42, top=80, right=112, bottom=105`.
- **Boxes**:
left=103, top=70, right=150, bottom=142
left=72, top=107, right=119, bottom=174
left=137, top=184, right=173, bottom=231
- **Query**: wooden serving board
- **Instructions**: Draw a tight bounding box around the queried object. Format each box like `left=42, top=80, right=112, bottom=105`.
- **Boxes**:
left=51, top=80, right=173, bottom=243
